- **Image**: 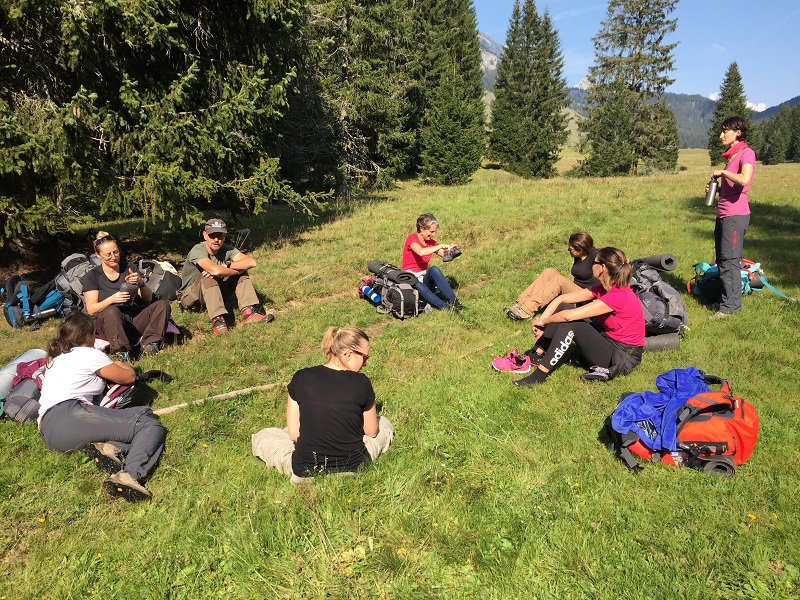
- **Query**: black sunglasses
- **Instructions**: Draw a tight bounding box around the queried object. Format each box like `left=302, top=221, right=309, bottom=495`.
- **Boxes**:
left=352, top=350, right=369, bottom=364
left=593, top=259, right=604, bottom=265
left=93, top=234, right=116, bottom=247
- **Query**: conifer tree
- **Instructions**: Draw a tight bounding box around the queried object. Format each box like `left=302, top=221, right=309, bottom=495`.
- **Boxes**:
left=0, top=0, right=312, bottom=246
left=761, top=105, right=792, bottom=165
left=489, top=2, right=569, bottom=178
left=415, top=0, right=485, bottom=184
left=707, top=62, right=751, bottom=164
left=420, top=63, right=484, bottom=185
left=307, top=0, right=418, bottom=192
left=579, top=0, right=679, bottom=176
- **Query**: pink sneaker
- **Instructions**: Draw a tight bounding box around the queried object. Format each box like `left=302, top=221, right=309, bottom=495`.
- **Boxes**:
left=491, top=348, right=532, bottom=374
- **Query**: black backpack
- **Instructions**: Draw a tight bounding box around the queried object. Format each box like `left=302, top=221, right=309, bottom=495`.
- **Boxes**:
left=371, top=276, right=421, bottom=320
left=630, top=261, right=688, bottom=335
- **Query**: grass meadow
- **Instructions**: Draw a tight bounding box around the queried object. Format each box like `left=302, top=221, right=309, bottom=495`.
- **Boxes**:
left=2, top=150, right=800, bottom=599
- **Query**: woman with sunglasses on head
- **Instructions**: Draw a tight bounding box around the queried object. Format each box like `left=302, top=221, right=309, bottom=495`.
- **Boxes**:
left=506, top=232, right=599, bottom=321
left=705, top=115, right=755, bottom=320
left=402, top=213, right=465, bottom=311
left=83, top=231, right=171, bottom=361
left=252, top=326, right=394, bottom=482
left=514, top=247, right=644, bottom=386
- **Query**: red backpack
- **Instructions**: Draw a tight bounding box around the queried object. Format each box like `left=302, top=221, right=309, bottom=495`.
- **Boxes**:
left=612, top=374, right=759, bottom=477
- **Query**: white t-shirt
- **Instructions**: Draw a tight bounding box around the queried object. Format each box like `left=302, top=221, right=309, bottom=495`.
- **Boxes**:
left=38, top=347, right=113, bottom=416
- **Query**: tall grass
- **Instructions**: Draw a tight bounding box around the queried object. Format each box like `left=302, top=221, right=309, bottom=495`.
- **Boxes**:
left=2, top=150, right=799, bottom=599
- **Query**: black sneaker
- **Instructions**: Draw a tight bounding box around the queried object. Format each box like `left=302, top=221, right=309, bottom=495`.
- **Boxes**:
left=450, top=299, right=466, bottom=312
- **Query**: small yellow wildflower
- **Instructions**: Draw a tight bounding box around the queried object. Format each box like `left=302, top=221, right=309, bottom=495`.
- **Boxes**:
left=202, top=443, right=208, bottom=448
left=38, top=518, right=45, bottom=523
left=747, top=513, right=757, bottom=520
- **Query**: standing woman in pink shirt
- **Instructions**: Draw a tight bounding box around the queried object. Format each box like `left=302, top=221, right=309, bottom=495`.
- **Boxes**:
left=706, top=116, right=755, bottom=320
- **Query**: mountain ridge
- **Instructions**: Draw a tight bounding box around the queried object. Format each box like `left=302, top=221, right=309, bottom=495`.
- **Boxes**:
left=479, top=31, right=797, bottom=148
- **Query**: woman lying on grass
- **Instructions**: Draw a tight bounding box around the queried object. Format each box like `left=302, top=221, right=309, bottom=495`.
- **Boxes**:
left=514, top=247, right=644, bottom=386
left=506, top=231, right=599, bottom=321
left=252, top=326, right=394, bottom=482
left=37, top=312, right=166, bottom=501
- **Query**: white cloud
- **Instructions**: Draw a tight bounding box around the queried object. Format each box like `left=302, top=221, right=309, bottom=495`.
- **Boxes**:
left=708, top=93, right=720, bottom=101
left=747, top=101, right=767, bottom=112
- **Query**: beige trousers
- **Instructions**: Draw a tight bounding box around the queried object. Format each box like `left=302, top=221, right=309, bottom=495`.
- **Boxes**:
left=251, top=416, right=394, bottom=483
left=516, top=268, right=584, bottom=315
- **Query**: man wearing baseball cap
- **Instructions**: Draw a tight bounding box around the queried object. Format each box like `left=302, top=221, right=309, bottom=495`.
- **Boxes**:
left=178, top=218, right=274, bottom=334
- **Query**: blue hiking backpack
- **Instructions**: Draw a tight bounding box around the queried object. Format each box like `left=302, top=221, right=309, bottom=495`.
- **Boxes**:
left=687, top=260, right=797, bottom=304
left=3, top=275, right=65, bottom=329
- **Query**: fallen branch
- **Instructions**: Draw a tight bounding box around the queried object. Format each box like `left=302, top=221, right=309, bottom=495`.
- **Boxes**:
left=154, top=382, right=287, bottom=416
left=459, top=342, right=493, bottom=359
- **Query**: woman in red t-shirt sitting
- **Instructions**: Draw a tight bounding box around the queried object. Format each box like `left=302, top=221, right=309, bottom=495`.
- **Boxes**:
left=401, top=213, right=465, bottom=312
left=514, top=247, right=644, bottom=385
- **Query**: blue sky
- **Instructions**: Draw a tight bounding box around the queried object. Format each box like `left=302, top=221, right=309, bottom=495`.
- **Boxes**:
left=473, top=0, right=800, bottom=111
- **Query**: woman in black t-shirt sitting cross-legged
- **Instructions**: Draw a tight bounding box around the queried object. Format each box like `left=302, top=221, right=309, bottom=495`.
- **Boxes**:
left=252, top=326, right=394, bottom=482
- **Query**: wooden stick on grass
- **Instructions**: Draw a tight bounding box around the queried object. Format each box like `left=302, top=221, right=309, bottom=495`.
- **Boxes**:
left=153, top=382, right=287, bottom=416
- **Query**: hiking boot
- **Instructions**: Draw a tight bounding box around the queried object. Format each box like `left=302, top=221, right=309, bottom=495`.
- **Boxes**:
left=492, top=349, right=532, bottom=374
left=506, top=303, right=531, bottom=321
left=241, top=305, right=274, bottom=325
left=211, top=315, right=229, bottom=335
left=103, top=470, right=152, bottom=502
left=580, top=366, right=611, bottom=382
left=141, top=342, right=161, bottom=356
left=85, top=442, right=124, bottom=474
left=442, top=246, right=462, bottom=262
left=449, top=299, right=466, bottom=312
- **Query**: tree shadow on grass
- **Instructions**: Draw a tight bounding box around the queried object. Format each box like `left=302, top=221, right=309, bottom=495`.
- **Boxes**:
left=1, top=193, right=393, bottom=288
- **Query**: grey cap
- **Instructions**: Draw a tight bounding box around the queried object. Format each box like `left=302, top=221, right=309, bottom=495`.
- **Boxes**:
left=205, top=218, right=227, bottom=235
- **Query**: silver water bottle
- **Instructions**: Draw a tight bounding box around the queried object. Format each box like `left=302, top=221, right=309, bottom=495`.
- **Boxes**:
left=705, top=178, right=718, bottom=206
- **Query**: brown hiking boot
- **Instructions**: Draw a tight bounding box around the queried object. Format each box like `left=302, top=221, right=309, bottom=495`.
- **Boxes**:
left=506, top=302, right=531, bottom=321
left=103, top=471, right=152, bottom=502
left=241, top=305, right=274, bottom=325
left=211, top=315, right=229, bottom=335
left=85, top=442, right=124, bottom=474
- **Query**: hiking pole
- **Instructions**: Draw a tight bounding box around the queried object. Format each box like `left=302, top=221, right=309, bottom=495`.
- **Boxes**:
left=233, top=228, right=251, bottom=252
left=153, top=382, right=287, bottom=416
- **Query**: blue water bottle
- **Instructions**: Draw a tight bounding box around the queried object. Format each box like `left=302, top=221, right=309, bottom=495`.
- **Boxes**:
left=362, top=285, right=380, bottom=304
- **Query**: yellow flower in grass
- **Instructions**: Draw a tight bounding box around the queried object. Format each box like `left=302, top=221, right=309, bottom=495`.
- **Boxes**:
left=747, top=513, right=757, bottom=520
left=38, top=518, right=45, bottom=523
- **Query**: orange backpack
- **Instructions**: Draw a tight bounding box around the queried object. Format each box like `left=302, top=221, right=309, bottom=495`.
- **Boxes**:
left=613, top=375, right=759, bottom=478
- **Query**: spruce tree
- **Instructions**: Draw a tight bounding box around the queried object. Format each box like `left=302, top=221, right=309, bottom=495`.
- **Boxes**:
left=489, top=3, right=569, bottom=178
left=0, top=0, right=312, bottom=246
left=307, top=0, right=418, bottom=192
left=415, top=0, right=485, bottom=184
left=761, top=105, right=792, bottom=165
left=420, top=64, right=484, bottom=185
left=579, top=0, right=680, bottom=176
left=707, top=62, right=751, bottom=164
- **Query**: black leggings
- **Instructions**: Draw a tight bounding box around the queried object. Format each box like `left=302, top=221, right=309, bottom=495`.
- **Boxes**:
left=537, top=320, right=614, bottom=371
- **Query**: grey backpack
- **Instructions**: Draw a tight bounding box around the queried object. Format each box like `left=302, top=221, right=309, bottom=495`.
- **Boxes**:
left=54, top=253, right=102, bottom=314
left=372, top=278, right=421, bottom=320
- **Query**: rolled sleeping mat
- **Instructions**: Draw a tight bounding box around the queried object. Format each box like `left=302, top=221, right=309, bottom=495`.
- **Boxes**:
left=367, top=261, right=417, bottom=284
left=0, top=348, right=46, bottom=400
left=634, top=254, right=678, bottom=272
left=643, top=333, right=681, bottom=352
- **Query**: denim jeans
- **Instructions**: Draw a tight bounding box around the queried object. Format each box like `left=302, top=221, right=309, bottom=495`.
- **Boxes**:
left=413, top=266, right=455, bottom=309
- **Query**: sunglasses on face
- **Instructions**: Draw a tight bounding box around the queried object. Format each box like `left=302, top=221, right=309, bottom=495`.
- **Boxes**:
left=352, top=349, right=369, bottom=364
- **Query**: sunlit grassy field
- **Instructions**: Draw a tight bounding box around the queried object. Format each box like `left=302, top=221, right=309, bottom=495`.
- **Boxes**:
left=2, top=150, right=799, bottom=599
